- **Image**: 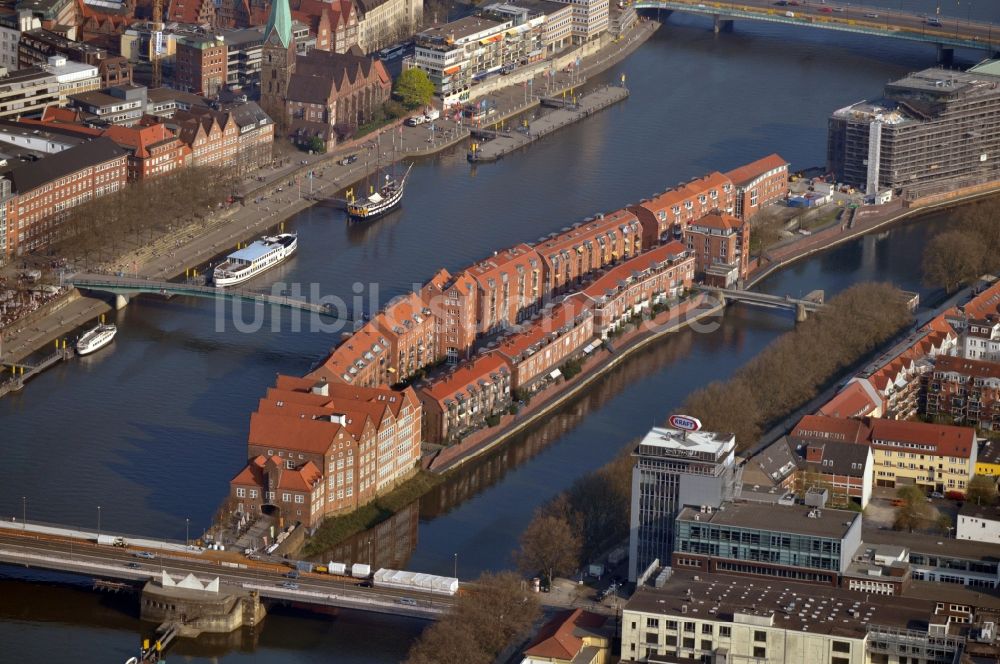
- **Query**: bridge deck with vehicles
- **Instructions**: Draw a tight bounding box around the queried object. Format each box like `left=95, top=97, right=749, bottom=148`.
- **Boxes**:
left=0, top=520, right=452, bottom=621
left=696, top=285, right=825, bottom=318
left=67, top=274, right=356, bottom=321
left=637, top=0, right=998, bottom=58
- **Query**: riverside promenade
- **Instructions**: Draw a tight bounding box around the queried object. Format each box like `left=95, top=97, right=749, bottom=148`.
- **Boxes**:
left=0, top=22, right=658, bottom=369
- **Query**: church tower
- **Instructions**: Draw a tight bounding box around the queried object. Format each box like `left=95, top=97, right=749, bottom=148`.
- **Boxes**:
left=260, top=0, right=295, bottom=130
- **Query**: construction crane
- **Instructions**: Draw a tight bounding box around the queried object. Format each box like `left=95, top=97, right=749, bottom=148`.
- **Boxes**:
left=151, top=0, right=163, bottom=88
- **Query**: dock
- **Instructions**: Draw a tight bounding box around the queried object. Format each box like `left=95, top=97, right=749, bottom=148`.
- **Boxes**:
left=0, top=348, right=72, bottom=398
left=468, top=85, right=629, bottom=163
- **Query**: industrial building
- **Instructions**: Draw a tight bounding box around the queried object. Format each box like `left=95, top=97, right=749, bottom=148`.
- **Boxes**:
left=828, top=68, right=1000, bottom=196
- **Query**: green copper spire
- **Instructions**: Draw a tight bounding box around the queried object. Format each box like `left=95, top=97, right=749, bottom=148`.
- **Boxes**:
left=264, top=0, right=292, bottom=48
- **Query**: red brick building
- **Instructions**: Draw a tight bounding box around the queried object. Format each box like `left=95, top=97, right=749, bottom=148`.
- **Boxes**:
left=724, top=153, right=789, bottom=221
left=291, top=0, right=359, bottom=53
left=466, top=243, right=544, bottom=336
left=374, top=292, right=437, bottom=384
left=418, top=353, right=512, bottom=444
left=535, top=208, right=642, bottom=295
left=1, top=136, right=127, bottom=256
left=420, top=268, right=479, bottom=364
left=926, top=355, right=1000, bottom=432
left=494, top=301, right=595, bottom=391
left=577, top=240, right=694, bottom=338
left=174, top=36, right=227, bottom=98
left=636, top=172, right=734, bottom=245
left=684, top=213, right=750, bottom=287
left=170, top=106, right=238, bottom=166
left=103, top=122, right=191, bottom=181
left=311, top=323, right=390, bottom=387
left=229, top=375, right=422, bottom=525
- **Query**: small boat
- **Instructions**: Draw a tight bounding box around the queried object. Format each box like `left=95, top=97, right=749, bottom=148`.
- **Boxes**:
left=347, top=164, right=413, bottom=222
left=212, top=233, right=297, bottom=287
left=76, top=323, right=117, bottom=356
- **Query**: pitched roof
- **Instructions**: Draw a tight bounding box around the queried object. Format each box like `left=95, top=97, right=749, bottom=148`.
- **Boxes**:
left=581, top=240, right=689, bottom=301
left=724, top=153, right=788, bottom=188
left=961, top=281, right=1000, bottom=321
left=791, top=414, right=870, bottom=445
left=494, top=301, right=590, bottom=363
left=523, top=609, right=606, bottom=661
left=868, top=419, right=976, bottom=459
left=689, top=212, right=743, bottom=232
left=818, top=380, right=883, bottom=419
left=934, top=354, right=1000, bottom=380
left=420, top=352, right=510, bottom=404
left=103, top=122, right=181, bottom=158
left=1, top=137, right=125, bottom=194
left=231, top=454, right=267, bottom=486
left=747, top=437, right=798, bottom=486
left=276, top=460, right=322, bottom=491
left=534, top=208, right=639, bottom=260
left=287, top=49, right=391, bottom=105
left=264, top=0, right=294, bottom=48
left=248, top=410, right=342, bottom=455
left=640, top=171, right=732, bottom=215
left=800, top=439, right=871, bottom=478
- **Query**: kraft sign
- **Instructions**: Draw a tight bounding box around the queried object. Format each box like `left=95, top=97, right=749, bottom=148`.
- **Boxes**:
left=668, top=415, right=702, bottom=432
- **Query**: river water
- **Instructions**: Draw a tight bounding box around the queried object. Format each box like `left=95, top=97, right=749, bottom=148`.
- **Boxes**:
left=1, top=6, right=997, bottom=662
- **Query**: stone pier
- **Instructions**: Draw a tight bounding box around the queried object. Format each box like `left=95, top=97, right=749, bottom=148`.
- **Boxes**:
left=140, top=572, right=266, bottom=638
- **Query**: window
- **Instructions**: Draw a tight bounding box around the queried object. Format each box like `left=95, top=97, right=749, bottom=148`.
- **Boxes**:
left=702, top=624, right=713, bottom=635
left=754, top=631, right=767, bottom=642
left=645, top=632, right=658, bottom=644
left=646, top=617, right=659, bottom=628
left=753, top=646, right=766, bottom=658
left=719, top=626, right=731, bottom=638
left=682, top=637, right=695, bottom=649
left=294, top=495, right=304, bottom=504
left=666, top=620, right=678, bottom=630
left=236, top=487, right=246, bottom=497
left=684, top=622, right=695, bottom=633
left=282, top=492, right=291, bottom=502
left=832, top=641, right=851, bottom=653
left=700, top=639, right=712, bottom=651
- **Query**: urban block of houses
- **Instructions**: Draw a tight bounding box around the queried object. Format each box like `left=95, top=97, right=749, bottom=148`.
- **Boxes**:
left=418, top=352, right=512, bottom=444
left=723, top=152, right=789, bottom=220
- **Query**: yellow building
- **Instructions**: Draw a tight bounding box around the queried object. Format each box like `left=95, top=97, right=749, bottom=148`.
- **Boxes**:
left=976, top=440, right=1000, bottom=477
left=869, top=419, right=977, bottom=493
left=522, top=609, right=610, bottom=664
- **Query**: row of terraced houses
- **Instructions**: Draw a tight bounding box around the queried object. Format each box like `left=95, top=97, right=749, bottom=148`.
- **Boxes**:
left=227, top=154, right=788, bottom=526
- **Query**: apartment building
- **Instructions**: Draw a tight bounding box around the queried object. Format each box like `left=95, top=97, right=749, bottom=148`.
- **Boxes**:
left=375, top=292, right=437, bottom=384
left=483, top=0, right=573, bottom=54
left=103, top=121, right=191, bottom=180
left=0, top=136, right=127, bottom=256
left=412, top=16, right=511, bottom=99
left=174, top=35, right=227, bottom=97
left=535, top=208, right=642, bottom=294
left=0, top=66, right=58, bottom=118
left=635, top=171, right=734, bottom=245
left=68, top=83, right=147, bottom=125
left=577, top=240, right=694, bottom=338
left=549, top=0, right=608, bottom=43
left=466, top=243, right=544, bottom=336
left=420, top=268, right=479, bottom=364
left=418, top=353, right=512, bottom=444
left=18, top=28, right=106, bottom=68
left=493, top=300, right=594, bottom=391
left=229, top=375, right=421, bottom=524
left=355, top=0, right=423, bottom=54
left=0, top=12, right=40, bottom=72
left=866, top=419, right=977, bottom=494
left=926, top=355, right=1000, bottom=432
left=724, top=152, right=788, bottom=220
left=684, top=212, right=750, bottom=287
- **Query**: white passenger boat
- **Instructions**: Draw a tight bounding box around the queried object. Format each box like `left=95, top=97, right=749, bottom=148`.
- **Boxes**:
left=212, top=233, right=297, bottom=287
left=76, top=323, right=117, bottom=356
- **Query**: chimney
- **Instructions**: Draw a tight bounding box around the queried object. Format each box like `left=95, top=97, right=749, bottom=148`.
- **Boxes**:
left=311, top=378, right=329, bottom=396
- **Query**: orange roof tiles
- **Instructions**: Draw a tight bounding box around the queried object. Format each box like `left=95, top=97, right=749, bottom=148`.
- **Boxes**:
left=422, top=352, right=509, bottom=404
left=248, top=411, right=343, bottom=455
left=276, top=460, right=322, bottom=492
left=582, top=241, right=688, bottom=300
left=724, top=153, right=788, bottom=188
left=935, top=354, right=1000, bottom=380
left=494, top=302, right=590, bottom=362
left=640, top=171, right=732, bottom=214
left=791, top=414, right=870, bottom=444
left=869, top=419, right=976, bottom=459
left=466, top=243, right=540, bottom=281
left=103, top=123, right=182, bottom=158
left=689, top=212, right=743, bottom=232
left=535, top=209, right=638, bottom=256
left=819, top=381, right=882, bottom=419
left=523, top=609, right=606, bottom=661
left=962, top=281, right=1000, bottom=320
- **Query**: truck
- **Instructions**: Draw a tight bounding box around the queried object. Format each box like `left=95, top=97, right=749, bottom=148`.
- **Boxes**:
left=97, top=535, right=127, bottom=547
left=327, top=562, right=348, bottom=576
left=295, top=561, right=314, bottom=574
left=423, top=108, right=440, bottom=122
left=351, top=563, right=372, bottom=579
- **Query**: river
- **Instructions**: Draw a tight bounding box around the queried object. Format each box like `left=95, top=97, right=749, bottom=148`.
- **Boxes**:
left=1, top=5, right=996, bottom=662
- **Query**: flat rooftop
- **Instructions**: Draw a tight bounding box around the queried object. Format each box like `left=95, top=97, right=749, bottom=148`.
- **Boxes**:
left=677, top=502, right=860, bottom=540
left=418, top=16, right=505, bottom=42
left=888, top=68, right=1000, bottom=95
left=626, top=571, right=937, bottom=640
left=636, top=426, right=735, bottom=457
left=863, top=528, right=1000, bottom=562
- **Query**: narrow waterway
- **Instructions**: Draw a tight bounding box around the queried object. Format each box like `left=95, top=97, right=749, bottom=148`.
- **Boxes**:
left=1, top=5, right=996, bottom=660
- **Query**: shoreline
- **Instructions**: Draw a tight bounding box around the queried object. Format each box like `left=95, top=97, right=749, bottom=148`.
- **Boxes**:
left=0, top=22, right=658, bottom=369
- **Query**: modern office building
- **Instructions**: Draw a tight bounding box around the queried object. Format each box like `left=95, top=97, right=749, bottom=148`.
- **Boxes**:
left=628, top=426, right=740, bottom=582
left=828, top=68, right=1000, bottom=195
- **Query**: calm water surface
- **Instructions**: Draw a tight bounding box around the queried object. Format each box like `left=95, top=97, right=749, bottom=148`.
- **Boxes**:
left=1, top=8, right=996, bottom=661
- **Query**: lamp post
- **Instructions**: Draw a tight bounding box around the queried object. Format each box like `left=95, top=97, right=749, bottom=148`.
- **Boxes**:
left=453, top=552, right=458, bottom=579
left=97, top=505, right=101, bottom=539
left=367, top=539, right=372, bottom=566
left=21, top=496, right=25, bottom=531
left=185, top=518, right=190, bottom=547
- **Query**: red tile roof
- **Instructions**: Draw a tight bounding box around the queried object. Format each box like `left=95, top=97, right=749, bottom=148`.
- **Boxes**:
left=689, top=212, right=743, bottom=232
left=277, top=460, right=322, bottom=492
left=494, top=301, right=590, bottom=362
left=724, top=153, right=788, bottom=188
left=248, top=411, right=342, bottom=455
left=868, top=419, right=976, bottom=459
left=231, top=454, right=267, bottom=486
left=103, top=122, right=182, bottom=158
left=819, top=381, right=882, bottom=419
left=935, top=354, right=1000, bottom=380
left=534, top=208, right=638, bottom=257
left=962, top=281, right=1000, bottom=321
left=524, top=609, right=606, bottom=661
left=421, top=352, right=509, bottom=404
left=582, top=241, right=689, bottom=300
left=640, top=171, right=732, bottom=215
left=791, top=414, right=870, bottom=444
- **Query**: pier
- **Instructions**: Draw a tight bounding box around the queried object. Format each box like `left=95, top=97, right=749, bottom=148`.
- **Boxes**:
left=0, top=348, right=72, bottom=398
left=468, top=85, right=629, bottom=163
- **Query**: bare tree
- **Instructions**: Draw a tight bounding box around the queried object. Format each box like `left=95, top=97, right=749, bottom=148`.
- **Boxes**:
left=516, top=512, right=581, bottom=584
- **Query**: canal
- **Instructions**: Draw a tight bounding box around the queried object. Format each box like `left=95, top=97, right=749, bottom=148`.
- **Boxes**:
left=1, top=4, right=996, bottom=661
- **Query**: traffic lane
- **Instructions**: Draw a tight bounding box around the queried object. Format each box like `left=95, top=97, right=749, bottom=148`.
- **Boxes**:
left=0, top=533, right=457, bottom=607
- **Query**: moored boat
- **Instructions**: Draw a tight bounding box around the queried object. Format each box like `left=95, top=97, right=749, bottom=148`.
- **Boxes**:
left=212, top=233, right=297, bottom=287
left=76, top=323, right=117, bottom=356
left=347, top=164, right=413, bottom=221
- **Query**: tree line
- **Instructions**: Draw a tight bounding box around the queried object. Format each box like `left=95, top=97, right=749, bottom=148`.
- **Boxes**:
left=48, top=165, right=240, bottom=268
left=922, top=200, right=1000, bottom=293
left=681, top=282, right=912, bottom=449
left=404, top=572, right=540, bottom=664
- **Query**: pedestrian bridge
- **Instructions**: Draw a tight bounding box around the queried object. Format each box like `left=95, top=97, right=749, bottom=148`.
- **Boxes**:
left=697, top=285, right=824, bottom=320
left=638, top=0, right=998, bottom=57
left=68, top=274, right=355, bottom=321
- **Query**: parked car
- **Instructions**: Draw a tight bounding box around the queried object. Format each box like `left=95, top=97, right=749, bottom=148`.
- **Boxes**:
left=424, top=108, right=440, bottom=122
left=930, top=491, right=945, bottom=499
left=339, top=154, right=358, bottom=166
left=405, top=115, right=425, bottom=127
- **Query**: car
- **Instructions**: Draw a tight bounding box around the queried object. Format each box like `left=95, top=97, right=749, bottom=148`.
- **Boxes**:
left=833, top=6, right=845, bottom=11
left=405, top=116, right=425, bottom=127
left=864, top=12, right=879, bottom=18
left=784, top=10, right=795, bottom=17
left=926, top=17, right=942, bottom=26
left=339, top=154, right=358, bottom=166
left=281, top=582, right=299, bottom=590
left=300, top=159, right=309, bottom=164
left=126, top=562, right=140, bottom=569
left=930, top=491, right=945, bottom=499
left=398, top=598, right=417, bottom=606
left=276, top=187, right=284, bottom=192
left=818, top=6, right=832, bottom=12
left=284, top=570, right=300, bottom=579
left=134, top=551, right=156, bottom=559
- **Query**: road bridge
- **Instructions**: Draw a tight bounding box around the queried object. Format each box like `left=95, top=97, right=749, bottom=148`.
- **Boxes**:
left=0, top=523, right=451, bottom=621
left=67, top=274, right=355, bottom=321
left=637, top=0, right=998, bottom=63
left=697, top=285, right=824, bottom=320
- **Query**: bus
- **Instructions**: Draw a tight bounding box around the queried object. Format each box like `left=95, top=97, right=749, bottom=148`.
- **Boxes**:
left=378, top=45, right=405, bottom=60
